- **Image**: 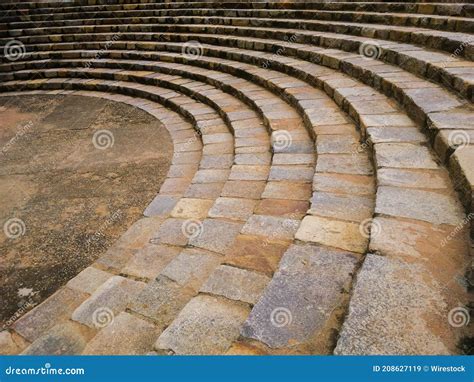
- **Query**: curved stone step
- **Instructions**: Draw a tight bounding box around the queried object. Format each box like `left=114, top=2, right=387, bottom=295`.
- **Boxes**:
left=1, top=3, right=472, bottom=33
left=2, top=20, right=472, bottom=99
left=1, top=1, right=471, bottom=18
left=1, top=10, right=472, bottom=60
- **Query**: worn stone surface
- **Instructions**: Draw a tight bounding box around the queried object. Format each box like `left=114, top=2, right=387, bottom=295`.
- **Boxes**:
left=161, top=248, right=222, bottom=291
left=121, top=244, right=180, bottom=280
left=66, top=267, right=113, bottom=295
left=192, top=169, right=230, bottom=183
left=96, top=216, right=165, bottom=270
left=208, top=197, right=257, bottom=221
left=242, top=244, right=359, bottom=349
left=22, top=322, right=94, bottom=355
left=184, top=182, right=224, bottom=199
left=170, top=198, right=214, bottom=219
left=367, top=127, right=426, bottom=144
left=296, top=216, right=367, bottom=253
left=0, top=331, right=25, bottom=355
left=150, top=218, right=189, bottom=246
left=129, top=276, right=195, bottom=327
left=262, top=181, right=312, bottom=201
left=144, top=195, right=179, bottom=217
left=229, top=165, right=269, bottom=181
left=377, top=168, right=448, bottom=189
left=155, top=295, right=250, bottom=355
left=374, top=143, right=438, bottom=169
left=335, top=254, right=455, bottom=355
left=0, top=95, right=172, bottom=325
left=369, top=216, right=469, bottom=286
left=12, top=287, right=88, bottom=343
left=242, top=215, right=300, bottom=241
left=188, top=219, right=243, bottom=254
left=71, top=276, right=145, bottom=328
left=221, top=180, right=266, bottom=199
left=200, top=265, right=270, bottom=305
left=312, top=173, right=375, bottom=196
left=255, top=199, right=308, bottom=219
left=316, top=154, right=373, bottom=175
left=268, top=166, right=314, bottom=182
left=224, top=235, right=289, bottom=276
left=375, top=186, right=465, bottom=226
left=83, top=312, right=159, bottom=355
left=308, top=192, right=373, bottom=222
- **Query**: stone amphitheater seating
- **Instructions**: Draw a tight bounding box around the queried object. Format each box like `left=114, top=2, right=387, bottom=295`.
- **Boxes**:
left=0, top=0, right=472, bottom=355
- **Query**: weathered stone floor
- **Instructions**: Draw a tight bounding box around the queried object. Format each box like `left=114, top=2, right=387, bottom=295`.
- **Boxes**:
left=0, top=94, right=172, bottom=328
left=0, top=0, right=472, bottom=355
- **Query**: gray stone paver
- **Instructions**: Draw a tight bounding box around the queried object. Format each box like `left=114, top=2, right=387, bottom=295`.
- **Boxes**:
left=161, top=248, right=222, bottom=292
left=242, top=244, right=359, bottom=349
left=200, top=265, right=271, bottom=305
left=334, top=254, right=452, bottom=355
left=82, top=312, right=159, bottom=355
left=13, top=288, right=89, bottom=343
left=155, top=295, right=250, bottom=355
left=71, top=276, right=145, bottom=328
left=22, top=322, right=95, bottom=355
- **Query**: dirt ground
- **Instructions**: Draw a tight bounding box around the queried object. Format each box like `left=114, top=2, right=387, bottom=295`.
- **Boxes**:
left=0, top=94, right=173, bottom=326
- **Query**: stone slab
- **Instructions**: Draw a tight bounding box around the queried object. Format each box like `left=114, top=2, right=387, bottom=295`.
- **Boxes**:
left=334, top=254, right=454, bottom=355
left=129, top=276, right=195, bottom=328
left=155, top=295, right=250, bottom=355
left=82, top=312, right=159, bottom=355
left=66, top=267, right=113, bottom=295
left=161, top=248, right=222, bottom=292
left=22, top=322, right=94, bottom=355
left=375, top=186, right=465, bottom=226
left=12, top=287, right=88, bottom=343
left=295, top=215, right=367, bottom=253
left=71, top=276, right=145, bottom=328
left=200, top=265, right=270, bottom=305
left=188, top=219, right=243, bottom=254
left=241, top=244, right=359, bottom=348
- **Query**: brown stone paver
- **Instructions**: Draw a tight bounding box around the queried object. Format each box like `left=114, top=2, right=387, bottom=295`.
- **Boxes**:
left=82, top=312, right=159, bottom=355
left=12, top=287, right=88, bottom=343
